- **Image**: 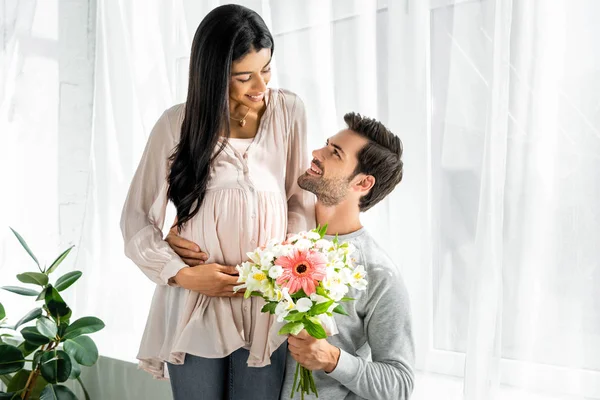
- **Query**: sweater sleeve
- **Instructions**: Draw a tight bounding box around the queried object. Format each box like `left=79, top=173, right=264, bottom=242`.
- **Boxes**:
left=120, top=107, right=188, bottom=286
left=327, top=266, right=415, bottom=399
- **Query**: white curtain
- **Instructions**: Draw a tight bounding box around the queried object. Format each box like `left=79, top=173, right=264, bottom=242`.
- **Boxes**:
left=421, top=0, right=600, bottom=399
left=2, top=0, right=600, bottom=399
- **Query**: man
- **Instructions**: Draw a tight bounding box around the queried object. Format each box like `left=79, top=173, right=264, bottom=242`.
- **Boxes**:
left=166, top=113, right=414, bottom=399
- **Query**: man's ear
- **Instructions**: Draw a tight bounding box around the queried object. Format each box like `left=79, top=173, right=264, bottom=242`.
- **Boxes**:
left=354, top=174, right=375, bottom=194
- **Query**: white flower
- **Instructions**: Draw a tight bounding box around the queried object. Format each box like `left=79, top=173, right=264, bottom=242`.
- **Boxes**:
left=259, top=251, right=275, bottom=270
left=274, top=288, right=296, bottom=321
left=315, top=239, right=333, bottom=250
left=349, top=265, right=368, bottom=290
left=294, top=238, right=313, bottom=251
left=309, top=293, right=329, bottom=304
left=323, top=274, right=349, bottom=301
left=246, top=267, right=271, bottom=293
left=295, top=298, right=313, bottom=313
left=268, top=265, right=283, bottom=279
left=307, top=231, right=321, bottom=241
left=246, top=250, right=261, bottom=265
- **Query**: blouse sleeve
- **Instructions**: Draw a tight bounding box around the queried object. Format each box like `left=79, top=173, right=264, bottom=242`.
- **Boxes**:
left=120, top=108, right=188, bottom=286
left=285, top=94, right=316, bottom=234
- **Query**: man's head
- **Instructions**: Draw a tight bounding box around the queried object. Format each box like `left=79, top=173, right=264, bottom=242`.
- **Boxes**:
left=298, top=112, right=403, bottom=212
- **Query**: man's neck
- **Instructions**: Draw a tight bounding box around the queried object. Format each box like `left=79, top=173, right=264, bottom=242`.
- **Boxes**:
left=315, top=200, right=362, bottom=236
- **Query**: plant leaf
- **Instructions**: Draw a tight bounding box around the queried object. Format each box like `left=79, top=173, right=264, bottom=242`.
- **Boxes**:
left=332, top=304, right=349, bottom=316
left=308, top=300, right=334, bottom=316
left=54, top=271, right=82, bottom=292
left=16, top=272, right=48, bottom=287
left=6, top=369, right=29, bottom=393
left=0, top=344, right=25, bottom=374
left=40, top=384, right=77, bottom=400
left=303, top=317, right=327, bottom=339
left=39, top=350, right=71, bottom=384
left=0, top=303, right=5, bottom=320
left=260, top=302, right=277, bottom=314
left=36, top=318, right=58, bottom=339
left=46, top=246, right=74, bottom=275
left=284, top=312, right=306, bottom=322
left=9, top=227, right=40, bottom=269
left=17, top=341, right=40, bottom=358
left=77, top=377, right=91, bottom=400
left=44, top=287, right=71, bottom=320
left=63, top=336, right=98, bottom=367
left=1, top=286, right=39, bottom=297
left=62, top=317, right=105, bottom=341
left=66, top=354, right=81, bottom=380
left=278, top=321, right=304, bottom=336
left=20, top=327, right=51, bottom=347
left=13, top=308, right=42, bottom=330
left=0, top=373, right=11, bottom=386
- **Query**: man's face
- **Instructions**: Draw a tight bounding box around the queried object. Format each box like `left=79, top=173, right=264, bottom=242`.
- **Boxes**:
left=298, top=129, right=369, bottom=206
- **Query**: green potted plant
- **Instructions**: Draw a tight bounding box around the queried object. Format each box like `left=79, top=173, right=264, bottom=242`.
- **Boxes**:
left=0, top=228, right=105, bottom=399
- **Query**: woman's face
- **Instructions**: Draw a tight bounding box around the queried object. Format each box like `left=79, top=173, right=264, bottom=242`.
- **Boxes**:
left=229, top=47, right=272, bottom=110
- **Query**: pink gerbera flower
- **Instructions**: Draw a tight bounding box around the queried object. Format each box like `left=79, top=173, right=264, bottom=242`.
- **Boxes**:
left=275, top=248, right=327, bottom=295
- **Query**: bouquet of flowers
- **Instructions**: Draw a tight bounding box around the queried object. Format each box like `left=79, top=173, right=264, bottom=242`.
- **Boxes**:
left=234, top=225, right=368, bottom=399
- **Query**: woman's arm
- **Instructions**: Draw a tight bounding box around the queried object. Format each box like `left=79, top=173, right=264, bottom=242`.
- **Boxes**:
left=120, top=109, right=189, bottom=286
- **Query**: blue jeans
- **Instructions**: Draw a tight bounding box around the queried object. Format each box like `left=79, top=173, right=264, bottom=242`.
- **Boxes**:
left=167, top=343, right=287, bottom=400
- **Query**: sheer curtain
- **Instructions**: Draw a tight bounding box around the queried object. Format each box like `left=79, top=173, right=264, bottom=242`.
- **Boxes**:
left=418, top=0, right=600, bottom=399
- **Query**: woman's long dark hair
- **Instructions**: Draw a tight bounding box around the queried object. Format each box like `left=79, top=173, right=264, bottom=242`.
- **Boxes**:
left=168, top=5, right=274, bottom=231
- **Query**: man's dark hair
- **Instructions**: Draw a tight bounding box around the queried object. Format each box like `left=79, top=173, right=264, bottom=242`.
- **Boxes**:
left=344, top=112, right=404, bottom=212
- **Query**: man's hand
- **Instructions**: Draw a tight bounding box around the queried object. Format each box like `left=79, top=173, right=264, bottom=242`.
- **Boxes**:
left=165, top=227, right=209, bottom=266
left=173, top=263, right=244, bottom=297
left=288, top=330, right=341, bottom=372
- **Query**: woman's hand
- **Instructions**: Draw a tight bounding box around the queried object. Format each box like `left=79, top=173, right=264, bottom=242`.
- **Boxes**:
left=173, top=263, right=244, bottom=297
left=165, top=228, right=209, bottom=266
left=166, top=225, right=244, bottom=297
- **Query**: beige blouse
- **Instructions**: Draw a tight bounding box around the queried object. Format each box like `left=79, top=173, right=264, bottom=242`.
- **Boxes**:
left=120, top=89, right=316, bottom=379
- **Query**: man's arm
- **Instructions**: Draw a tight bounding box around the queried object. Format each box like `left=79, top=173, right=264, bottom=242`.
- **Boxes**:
left=327, top=267, right=415, bottom=400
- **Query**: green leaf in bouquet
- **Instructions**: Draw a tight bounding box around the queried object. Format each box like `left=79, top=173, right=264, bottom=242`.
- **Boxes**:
left=315, top=284, right=326, bottom=294
left=333, top=234, right=339, bottom=246
left=46, top=246, right=74, bottom=275
left=340, top=296, right=355, bottom=301
left=0, top=303, right=5, bottom=320
left=37, top=317, right=58, bottom=340
left=308, top=300, right=334, bottom=316
left=278, top=321, right=304, bottom=336
left=63, top=336, right=98, bottom=366
left=21, top=327, right=51, bottom=347
left=40, top=350, right=72, bottom=384
left=62, top=317, right=105, bottom=341
left=1, top=286, right=39, bottom=297
left=16, top=272, right=48, bottom=287
left=260, top=302, right=277, bottom=314
left=332, top=304, right=349, bottom=316
left=9, top=227, right=41, bottom=270
left=54, top=271, right=82, bottom=292
left=290, top=288, right=307, bottom=300
left=284, top=312, right=306, bottom=322
left=40, top=384, right=77, bottom=400
left=303, top=317, right=327, bottom=339
left=0, top=344, right=25, bottom=374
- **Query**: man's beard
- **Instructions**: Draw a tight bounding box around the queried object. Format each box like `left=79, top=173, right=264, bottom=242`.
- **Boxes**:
left=298, top=172, right=350, bottom=206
